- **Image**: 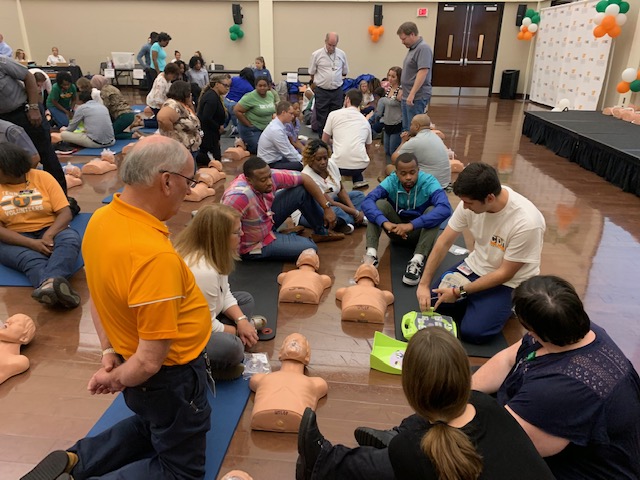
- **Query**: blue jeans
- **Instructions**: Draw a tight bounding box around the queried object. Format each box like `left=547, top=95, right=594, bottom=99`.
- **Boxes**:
left=431, top=260, right=514, bottom=344
left=68, top=356, right=211, bottom=480
left=300, top=191, right=365, bottom=228
left=401, top=97, right=429, bottom=132
left=49, top=105, right=70, bottom=128
left=338, top=168, right=366, bottom=184
left=240, top=186, right=327, bottom=261
left=384, top=131, right=401, bottom=158
left=237, top=124, right=262, bottom=154
left=223, top=97, right=238, bottom=128
left=269, top=159, right=303, bottom=171
left=143, top=108, right=160, bottom=130
left=0, top=226, right=81, bottom=287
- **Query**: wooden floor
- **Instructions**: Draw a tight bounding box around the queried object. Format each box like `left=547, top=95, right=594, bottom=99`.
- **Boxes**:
left=1, top=94, right=639, bottom=479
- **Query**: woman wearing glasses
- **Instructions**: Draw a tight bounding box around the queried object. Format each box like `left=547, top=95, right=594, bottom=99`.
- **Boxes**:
left=196, top=74, right=230, bottom=166
left=157, top=80, right=203, bottom=158
left=173, top=204, right=259, bottom=380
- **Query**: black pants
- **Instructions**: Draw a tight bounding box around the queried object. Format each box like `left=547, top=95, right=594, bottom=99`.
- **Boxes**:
left=197, top=125, right=221, bottom=166
left=313, top=86, right=343, bottom=133
left=0, top=104, right=67, bottom=194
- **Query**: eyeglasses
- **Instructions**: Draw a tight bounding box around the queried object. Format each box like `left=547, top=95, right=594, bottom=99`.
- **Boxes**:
left=159, top=170, right=201, bottom=188
left=219, top=82, right=231, bottom=88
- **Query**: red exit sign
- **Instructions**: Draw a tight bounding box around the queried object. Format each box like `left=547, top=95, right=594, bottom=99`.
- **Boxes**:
left=417, top=7, right=428, bottom=17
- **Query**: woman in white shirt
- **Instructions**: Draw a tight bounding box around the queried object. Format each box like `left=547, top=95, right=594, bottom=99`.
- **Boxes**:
left=46, top=47, right=66, bottom=65
left=173, top=204, right=259, bottom=379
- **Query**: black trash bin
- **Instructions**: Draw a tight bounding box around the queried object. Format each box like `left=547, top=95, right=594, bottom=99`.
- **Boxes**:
left=499, top=70, right=520, bottom=100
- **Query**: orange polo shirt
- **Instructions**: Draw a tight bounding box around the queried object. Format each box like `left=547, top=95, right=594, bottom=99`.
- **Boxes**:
left=82, top=194, right=211, bottom=365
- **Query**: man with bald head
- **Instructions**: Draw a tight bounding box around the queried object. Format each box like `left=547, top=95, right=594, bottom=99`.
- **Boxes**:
left=23, top=136, right=213, bottom=480
left=309, top=32, right=349, bottom=133
left=391, top=114, right=450, bottom=188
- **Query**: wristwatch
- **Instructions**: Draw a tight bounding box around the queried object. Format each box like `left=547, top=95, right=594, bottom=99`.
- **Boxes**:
left=25, top=103, right=39, bottom=111
left=234, top=315, right=248, bottom=324
left=324, top=201, right=331, bottom=209
left=458, top=285, right=468, bottom=299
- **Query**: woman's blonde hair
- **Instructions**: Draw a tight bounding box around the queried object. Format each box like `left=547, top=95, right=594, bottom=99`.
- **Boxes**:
left=173, top=204, right=241, bottom=275
left=402, top=328, right=483, bottom=480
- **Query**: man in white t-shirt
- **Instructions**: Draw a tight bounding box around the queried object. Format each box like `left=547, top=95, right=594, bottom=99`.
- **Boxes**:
left=416, top=162, right=546, bottom=344
left=322, top=89, right=372, bottom=189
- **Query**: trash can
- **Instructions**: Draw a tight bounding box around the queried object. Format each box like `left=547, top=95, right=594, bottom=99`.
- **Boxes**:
left=499, top=70, right=520, bottom=100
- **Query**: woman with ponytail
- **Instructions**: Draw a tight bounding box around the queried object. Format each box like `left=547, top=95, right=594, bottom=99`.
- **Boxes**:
left=196, top=73, right=230, bottom=166
left=296, top=327, right=554, bottom=480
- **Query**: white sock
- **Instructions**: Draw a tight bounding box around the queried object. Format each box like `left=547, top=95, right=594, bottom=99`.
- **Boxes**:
left=366, top=248, right=377, bottom=258
left=411, top=254, right=425, bottom=264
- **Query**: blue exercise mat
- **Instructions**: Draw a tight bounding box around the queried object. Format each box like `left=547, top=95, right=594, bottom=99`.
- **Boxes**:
left=72, top=139, right=137, bottom=156
left=131, top=104, right=146, bottom=113
left=102, top=188, right=123, bottom=204
left=87, top=377, right=251, bottom=479
left=0, top=213, right=92, bottom=286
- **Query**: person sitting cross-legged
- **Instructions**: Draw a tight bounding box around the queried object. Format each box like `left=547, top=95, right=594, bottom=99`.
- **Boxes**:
left=257, top=101, right=304, bottom=171
left=361, top=152, right=451, bottom=286
left=60, top=90, right=115, bottom=149
left=221, top=156, right=344, bottom=262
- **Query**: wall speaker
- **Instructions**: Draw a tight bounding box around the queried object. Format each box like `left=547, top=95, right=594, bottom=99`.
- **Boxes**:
left=515, top=4, right=527, bottom=27
left=374, top=4, right=383, bottom=27
left=232, top=3, right=243, bottom=25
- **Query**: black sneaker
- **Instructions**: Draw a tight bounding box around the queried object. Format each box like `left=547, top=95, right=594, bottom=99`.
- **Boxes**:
left=67, top=196, right=81, bottom=217
left=52, top=277, right=81, bottom=309
left=296, top=408, right=324, bottom=480
left=402, top=258, right=424, bottom=286
left=55, top=142, right=77, bottom=155
left=354, top=426, right=398, bottom=449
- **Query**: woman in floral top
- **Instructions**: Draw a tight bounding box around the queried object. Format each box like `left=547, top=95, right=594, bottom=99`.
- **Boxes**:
left=157, top=80, right=203, bottom=154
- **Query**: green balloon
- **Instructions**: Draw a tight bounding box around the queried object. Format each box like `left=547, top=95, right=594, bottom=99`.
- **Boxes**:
left=609, top=0, right=622, bottom=4
left=595, top=0, right=608, bottom=12
left=619, top=1, right=630, bottom=13
left=229, top=25, right=235, bottom=33
left=230, top=32, right=238, bottom=41
left=237, top=29, right=245, bottom=38
left=630, top=80, right=640, bottom=93
left=525, top=8, right=535, bottom=17
left=532, top=14, right=541, bottom=24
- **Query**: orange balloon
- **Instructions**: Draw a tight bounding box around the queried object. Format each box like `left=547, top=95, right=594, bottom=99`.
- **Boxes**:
left=594, top=25, right=606, bottom=38
left=608, top=25, right=622, bottom=37
left=601, top=15, right=616, bottom=29
left=368, top=25, right=375, bottom=35
left=637, top=70, right=640, bottom=80
left=378, top=26, right=385, bottom=35
left=517, top=31, right=525, bottom=40
left=617, top=81, right=630, bottom=94
left=371, top=34, right=380, bottom=43
left=523, top=31, right=533, bottom=41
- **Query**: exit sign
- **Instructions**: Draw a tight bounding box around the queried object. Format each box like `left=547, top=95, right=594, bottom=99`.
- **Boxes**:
left=417, top=7, right=428, bottom=17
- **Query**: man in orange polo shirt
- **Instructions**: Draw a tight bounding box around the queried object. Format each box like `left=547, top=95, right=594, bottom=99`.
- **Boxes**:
left=22, top=136, right=213, bottom=480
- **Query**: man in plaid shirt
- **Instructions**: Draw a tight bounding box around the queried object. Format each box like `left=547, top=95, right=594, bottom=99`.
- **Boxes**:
left=222, top=156, right=344, bottom=261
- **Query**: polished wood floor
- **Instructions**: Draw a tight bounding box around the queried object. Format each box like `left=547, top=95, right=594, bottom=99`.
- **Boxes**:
left=1, top=94, right=639, bottom=479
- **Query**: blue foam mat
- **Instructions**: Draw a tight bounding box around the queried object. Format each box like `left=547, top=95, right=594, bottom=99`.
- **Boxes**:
left=87, top=377, right=251, bottom=479
left=102, top=188, right=123, bottom=204
left=72, top=139, right=137, bottom=156
left=0, top=213, right=92, bottom=286
left=131, top=104, right=146, bottom=113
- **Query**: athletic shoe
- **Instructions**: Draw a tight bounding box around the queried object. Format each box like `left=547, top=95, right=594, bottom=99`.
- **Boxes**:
left=20, top=450, right=77, bottom=480
left=334, top=223, right=355, bottom=235
left=402, top=258, right=424, bottom=286
left=52, top=277, right=81, bottom=309
left=352, top=181, right=369, bottom=189
left=354, top=427, right=398, bottom=449
left=296, top=408, right=324, bottom=480
left=31, top=282, right=58, bottom=306
left=230, top=126, right=239, bottom=137
left=362, top=253, right=379, bottom=267
left=54, top=142, right=76, bottom=155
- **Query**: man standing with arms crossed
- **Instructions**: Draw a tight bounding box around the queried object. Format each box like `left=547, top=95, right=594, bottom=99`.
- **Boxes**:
left=22, top=137, right=213, bottom=480
left=309, top=32, right=349, bottom=134
left=397, top=22, right=433, bottom=132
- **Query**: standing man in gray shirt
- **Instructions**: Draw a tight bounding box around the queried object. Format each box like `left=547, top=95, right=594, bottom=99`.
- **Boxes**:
left=309, top=32, right=349, bottom=134
left=397, top=22, right=433, bottom=132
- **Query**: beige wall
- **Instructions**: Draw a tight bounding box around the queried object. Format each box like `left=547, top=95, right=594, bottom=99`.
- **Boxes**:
left=0, top=0, right=26, bottom=57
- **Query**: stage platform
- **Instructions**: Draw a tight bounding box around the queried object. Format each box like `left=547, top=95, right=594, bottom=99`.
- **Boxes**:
left=523, top=111, right=640, bottom=196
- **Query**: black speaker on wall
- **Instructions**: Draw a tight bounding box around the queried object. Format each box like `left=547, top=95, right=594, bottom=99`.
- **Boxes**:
left=374, top=4, right=383, bottom=27
left=232, top=3, right=243, bottom=25
left=515, top=4, right=527, bottom=27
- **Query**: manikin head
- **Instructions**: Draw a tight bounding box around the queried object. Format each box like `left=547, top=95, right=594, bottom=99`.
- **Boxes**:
left=354, top=264, right=380, bottom=286
left=296, top=248, right=320, bottom=271
left=0, top=314, right=36, bottom=345
left=278, top=333, right=311, bottom=365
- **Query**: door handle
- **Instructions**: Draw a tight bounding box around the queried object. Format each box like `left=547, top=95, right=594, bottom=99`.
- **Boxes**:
left=477, top=35, right=485, bottom=59
left=447, top=35, right=454, bottom=58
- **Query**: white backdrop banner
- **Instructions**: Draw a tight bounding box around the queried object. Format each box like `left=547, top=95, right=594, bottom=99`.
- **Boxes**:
left=530, top=0, right=612, bottom=110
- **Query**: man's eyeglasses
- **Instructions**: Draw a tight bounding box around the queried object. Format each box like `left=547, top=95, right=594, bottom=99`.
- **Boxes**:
left=219, top=82, right=231, bottom=88
left=159, top=170, right=201, bottom=188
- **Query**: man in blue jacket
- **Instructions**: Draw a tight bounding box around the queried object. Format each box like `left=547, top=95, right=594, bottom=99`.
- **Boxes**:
left=362, top=153, right=451, bottom=285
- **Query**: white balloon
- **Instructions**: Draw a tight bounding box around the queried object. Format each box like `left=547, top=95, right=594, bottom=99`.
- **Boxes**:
left=605, top=4, right=620, bottom=15
left=621, top=67, right=637, bottom=83
left=616, top=13, right=627, bottom=26
left=528, top=23, right=539, bottom=33
left=522, top=17, right=532, bottom=26
left=594, top=12, right=605, bottom=25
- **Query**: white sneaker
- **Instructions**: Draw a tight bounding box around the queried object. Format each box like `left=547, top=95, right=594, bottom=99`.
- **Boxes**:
left=403, top=258, right=424, bottom=286
left=363, top=253, right=379, bottom=267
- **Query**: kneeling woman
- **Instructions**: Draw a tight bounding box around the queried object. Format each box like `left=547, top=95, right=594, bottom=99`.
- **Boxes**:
left=0, top=144, right=81, bottom=308
left=173, top=204, right=259, bottom=379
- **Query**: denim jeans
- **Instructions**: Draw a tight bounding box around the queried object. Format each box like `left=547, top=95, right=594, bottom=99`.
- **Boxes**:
left=384, top=131, right=401, bottom=159
left=0, top=226, right=81, bottom=287
left=401, top=97, right=429, bottom=132
left=338, top=168, right=366, bottom=184
left=223, top=97, right=238, bottom=128
left=237, top=124, right=262, bottom=154
left=268, top=159, right=303, bottom=171
left=300, top=191, right=365, bottom=228
left=68, top=356, right=211, bottom=480
left=49, top=105, right=70, bottom=127
left=240, top=185, right=326, bottom=261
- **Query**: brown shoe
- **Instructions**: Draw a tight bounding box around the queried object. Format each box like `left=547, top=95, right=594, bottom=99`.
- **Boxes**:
left=280, top=225, right=306, bottom=235
left=311, top=231, right=345, bottom=243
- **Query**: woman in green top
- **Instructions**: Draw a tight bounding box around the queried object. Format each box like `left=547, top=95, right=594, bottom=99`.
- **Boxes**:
left=234, top=76, right=276, bottom=154
left=46, top=71, right=77, bottom=128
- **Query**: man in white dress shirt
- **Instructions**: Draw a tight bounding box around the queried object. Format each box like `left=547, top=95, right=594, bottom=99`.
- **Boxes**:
left=257, top=101, right=303, bottom=171
left=309, top=32, right=348, bottom=134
